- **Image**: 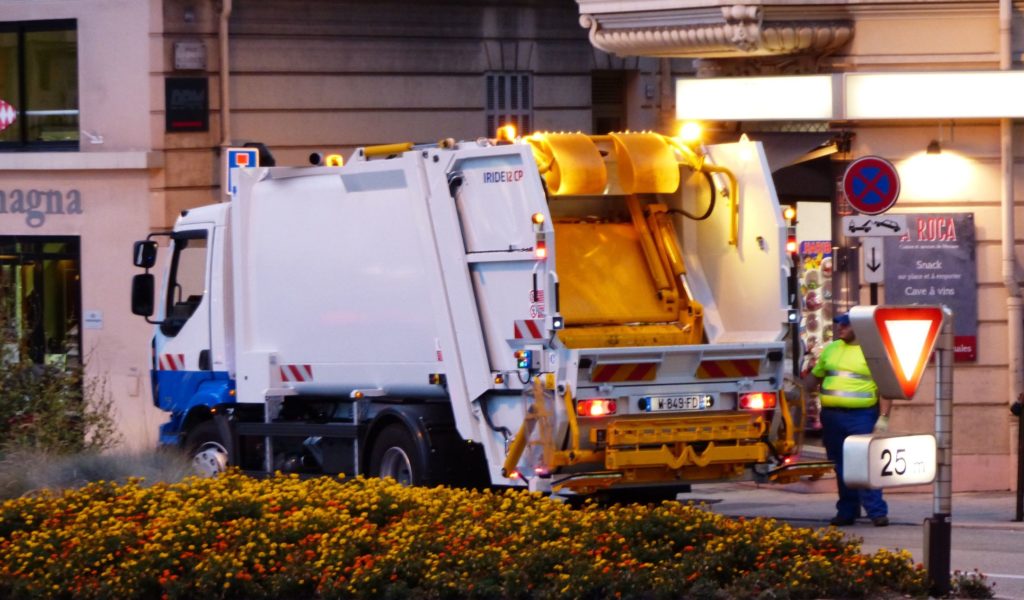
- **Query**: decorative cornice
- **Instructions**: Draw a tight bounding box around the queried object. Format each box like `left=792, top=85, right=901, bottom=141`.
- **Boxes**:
left=580, top=5, right=852, bottom=60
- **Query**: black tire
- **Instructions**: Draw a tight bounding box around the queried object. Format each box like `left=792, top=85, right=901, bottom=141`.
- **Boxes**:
left=184, top=420, right=229, bottom=477
left=368, top=424, right=427, bottom=486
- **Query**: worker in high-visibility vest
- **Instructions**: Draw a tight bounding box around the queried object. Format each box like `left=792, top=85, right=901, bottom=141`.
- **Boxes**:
left=802, top=311, right=892, bottom=527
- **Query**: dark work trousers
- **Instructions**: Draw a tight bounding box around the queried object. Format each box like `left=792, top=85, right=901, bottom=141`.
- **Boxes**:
left=820, top=405, right=888, bottom=520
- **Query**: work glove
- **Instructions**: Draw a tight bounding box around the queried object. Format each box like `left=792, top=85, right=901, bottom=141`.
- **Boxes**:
left=873, top=415, right=890, bottom=433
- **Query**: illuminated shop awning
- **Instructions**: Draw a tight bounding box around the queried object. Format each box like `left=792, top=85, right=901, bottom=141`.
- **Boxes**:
left=676, top=72, right=1024, bottom=121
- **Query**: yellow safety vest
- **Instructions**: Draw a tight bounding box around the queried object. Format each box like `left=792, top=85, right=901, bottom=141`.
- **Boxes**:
left=811, top=340, right=878, bottom=408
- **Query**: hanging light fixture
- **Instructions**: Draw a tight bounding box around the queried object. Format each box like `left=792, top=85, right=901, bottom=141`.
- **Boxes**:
left=927, top=140, right=942, bottom=154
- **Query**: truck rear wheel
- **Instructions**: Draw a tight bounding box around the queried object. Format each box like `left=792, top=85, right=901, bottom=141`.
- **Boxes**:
left=368, top=424, right=425, bottom=486
left=185, top=420, right=229, bottom=477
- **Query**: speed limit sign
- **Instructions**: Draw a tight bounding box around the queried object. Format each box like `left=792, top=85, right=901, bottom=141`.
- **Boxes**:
left=843, top=433, right=937, bottom=489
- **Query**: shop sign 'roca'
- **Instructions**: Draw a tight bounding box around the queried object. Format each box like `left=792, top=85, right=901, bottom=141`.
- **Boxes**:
left=0, top=188, right=84, bottom=228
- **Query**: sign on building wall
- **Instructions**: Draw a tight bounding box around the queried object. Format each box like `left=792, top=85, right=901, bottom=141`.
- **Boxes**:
left=883, top=213, right=977, bottom=361
left=0, top=188, right=84, bottom=228
left=165, top=77, right=208, bottom=133
left=173, top=40, right=207, bottom=71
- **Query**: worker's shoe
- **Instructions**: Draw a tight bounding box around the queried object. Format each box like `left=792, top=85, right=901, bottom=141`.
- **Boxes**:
left=871, top=516, right=890, bottom=527
left=829, top=516, right=856, bottom=526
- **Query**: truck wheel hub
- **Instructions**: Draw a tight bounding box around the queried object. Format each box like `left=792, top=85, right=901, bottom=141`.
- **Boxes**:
left=192, top=442, right=228, bottom=477
left=379, top=447, right=413, bottom=485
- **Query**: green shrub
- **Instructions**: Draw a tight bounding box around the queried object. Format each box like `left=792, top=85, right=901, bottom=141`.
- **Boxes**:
left=0, top=288, right=120, bottom=458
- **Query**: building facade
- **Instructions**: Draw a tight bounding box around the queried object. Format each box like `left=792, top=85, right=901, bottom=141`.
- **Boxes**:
left=1, top=0, right=164, bottom=447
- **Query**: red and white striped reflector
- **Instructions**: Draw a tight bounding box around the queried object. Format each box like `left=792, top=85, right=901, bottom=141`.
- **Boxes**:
left=280, top=364, right=313, bottom=383
left=695, top=359, right=761, bottom=379
left=159, top=353, right=186, bottom=371
left=590, top=363, right=657, bottom=383
left=0, top=99, right=16, bottom=133
left=513, top=319, right=544, bottom=340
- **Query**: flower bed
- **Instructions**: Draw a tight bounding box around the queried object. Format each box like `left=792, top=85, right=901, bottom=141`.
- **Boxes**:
left=0, top=472, right=930, bottom=599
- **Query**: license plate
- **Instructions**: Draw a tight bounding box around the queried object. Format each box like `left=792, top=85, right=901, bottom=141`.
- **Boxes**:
left=643, top=394, right=714, bottom=413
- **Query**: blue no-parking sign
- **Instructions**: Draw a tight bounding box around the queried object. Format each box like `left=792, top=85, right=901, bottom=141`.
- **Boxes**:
left=224, top=147, right=259, bottom=197
left=843, top=156, right=900, bottom=215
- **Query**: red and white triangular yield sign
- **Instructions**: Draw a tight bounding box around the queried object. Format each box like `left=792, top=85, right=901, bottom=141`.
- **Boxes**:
left=0, top=99, right=16, bottom=133
left=849, top=305, right=945, bottom=399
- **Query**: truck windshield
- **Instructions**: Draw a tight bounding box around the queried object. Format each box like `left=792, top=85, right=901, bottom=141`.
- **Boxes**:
left=160, top=231, right=207, bottom=337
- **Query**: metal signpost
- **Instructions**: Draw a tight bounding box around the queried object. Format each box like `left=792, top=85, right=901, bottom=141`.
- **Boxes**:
left=842, top=157, right=902, bottom=304
left=848, top=305, right=951, bottom=597
left=928, top=306, right=955, bottom=598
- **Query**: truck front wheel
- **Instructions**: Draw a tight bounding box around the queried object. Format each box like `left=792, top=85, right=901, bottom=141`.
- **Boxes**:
left=185, top=420, right=229, bottom=477
left=368, top=424, right=425, bottom=486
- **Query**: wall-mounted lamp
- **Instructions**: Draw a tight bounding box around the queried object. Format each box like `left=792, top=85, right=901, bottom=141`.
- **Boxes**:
left=901, top=139, right=976, bottom=201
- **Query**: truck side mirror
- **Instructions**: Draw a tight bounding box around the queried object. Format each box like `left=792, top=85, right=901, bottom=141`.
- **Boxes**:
left=133, top=240, right=158, bottom=269
left=131, top=273, right=156, bottom=317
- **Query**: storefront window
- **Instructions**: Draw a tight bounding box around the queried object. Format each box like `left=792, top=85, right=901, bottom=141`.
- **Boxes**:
left=0, top=236, right=81, bottom=366
left=0, top=20, right=78, bottom=150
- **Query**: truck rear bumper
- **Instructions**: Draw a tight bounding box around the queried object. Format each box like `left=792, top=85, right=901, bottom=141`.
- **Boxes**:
left=600, top=413, right=768, bottom=470
left=548, top=412, right=773, bottom=493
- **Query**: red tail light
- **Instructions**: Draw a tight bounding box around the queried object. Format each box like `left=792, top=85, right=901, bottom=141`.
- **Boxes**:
left=577, top=398, right=617, bottom=417
left=739, top=392, right=777, bottom=410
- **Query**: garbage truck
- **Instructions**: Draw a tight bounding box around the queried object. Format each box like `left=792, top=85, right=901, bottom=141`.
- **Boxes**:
left=130, top=130, right=827, bottom=497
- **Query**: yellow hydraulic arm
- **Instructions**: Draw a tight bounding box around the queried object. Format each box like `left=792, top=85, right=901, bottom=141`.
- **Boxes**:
left=525, top=132, right=740, bottom=245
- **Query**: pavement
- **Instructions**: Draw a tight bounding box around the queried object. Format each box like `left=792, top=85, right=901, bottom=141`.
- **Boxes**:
left=672, top=439, right=1024, bottom=599
left=687, top=479, right=1024, bottom=531
left=683, top=439, right=1024, bottom=531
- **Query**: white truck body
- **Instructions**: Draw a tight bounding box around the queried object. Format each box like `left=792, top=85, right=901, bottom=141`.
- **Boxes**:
left=140, top=133, right=817, bottom=494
